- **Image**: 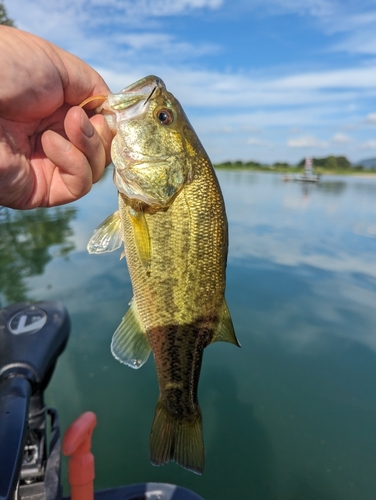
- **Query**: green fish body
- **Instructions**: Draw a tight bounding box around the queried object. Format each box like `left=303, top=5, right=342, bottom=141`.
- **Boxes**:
left=88, top=76, right=239, bottom=474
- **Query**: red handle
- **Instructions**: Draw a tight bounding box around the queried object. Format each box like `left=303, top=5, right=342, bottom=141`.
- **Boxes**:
left=62, top=411, right=97, bottom=500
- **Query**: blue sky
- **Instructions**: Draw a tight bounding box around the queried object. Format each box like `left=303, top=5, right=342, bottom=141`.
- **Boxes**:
left=6, top=0, right=376, bottom=164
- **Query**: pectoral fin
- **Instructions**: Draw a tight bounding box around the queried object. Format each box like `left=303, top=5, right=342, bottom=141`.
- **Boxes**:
left=211, top=300, right=240, bottom=347
left=128, top=207, right=151, bottom=271
left=111, top=299, right=152, bottom=369
left=87, top=211, right=123, bottom=254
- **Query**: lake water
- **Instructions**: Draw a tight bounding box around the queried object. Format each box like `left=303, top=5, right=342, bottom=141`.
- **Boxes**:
left=2, top=170, right=376, bottom=500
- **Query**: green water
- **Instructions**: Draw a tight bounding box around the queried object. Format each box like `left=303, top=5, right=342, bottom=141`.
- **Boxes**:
left=2, top=171, right=376, bottom=499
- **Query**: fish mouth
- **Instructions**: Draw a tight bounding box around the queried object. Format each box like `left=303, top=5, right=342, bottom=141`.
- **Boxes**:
left=119, top=75, right=165, bottom=97
left=98, top=76, right=166, bottom=125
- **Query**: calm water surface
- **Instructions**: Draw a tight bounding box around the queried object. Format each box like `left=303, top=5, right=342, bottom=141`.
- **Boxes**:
left=2, top=171, right=376, bottom=500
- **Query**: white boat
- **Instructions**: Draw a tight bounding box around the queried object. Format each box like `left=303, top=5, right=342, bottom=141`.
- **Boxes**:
left=282, top=157, right=320, bottom=183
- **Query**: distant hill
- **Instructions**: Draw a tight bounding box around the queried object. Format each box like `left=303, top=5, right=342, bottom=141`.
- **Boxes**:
left=354, top=158, right=376, bottom=169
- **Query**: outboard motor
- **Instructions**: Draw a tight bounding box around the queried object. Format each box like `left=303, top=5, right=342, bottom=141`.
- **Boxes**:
left=0, top=301, right=70, bottom=500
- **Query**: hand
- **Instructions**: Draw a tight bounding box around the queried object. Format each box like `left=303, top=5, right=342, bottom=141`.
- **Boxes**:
left=0, top=26, right=114, bottom=209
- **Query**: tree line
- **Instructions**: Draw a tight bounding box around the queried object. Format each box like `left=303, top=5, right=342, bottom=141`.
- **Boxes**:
left=215, top=156, right=370, bottom=171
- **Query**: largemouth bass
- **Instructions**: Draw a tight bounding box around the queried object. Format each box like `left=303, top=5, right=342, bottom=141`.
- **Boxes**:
left=87, top=76, right=239, bottom=474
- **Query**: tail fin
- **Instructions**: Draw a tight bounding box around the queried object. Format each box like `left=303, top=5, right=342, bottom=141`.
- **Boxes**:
left=149, top=398, right=204, bottom=474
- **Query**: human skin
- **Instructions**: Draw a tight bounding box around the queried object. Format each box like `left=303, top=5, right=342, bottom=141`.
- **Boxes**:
left=0, top=26, right=114, bottom=209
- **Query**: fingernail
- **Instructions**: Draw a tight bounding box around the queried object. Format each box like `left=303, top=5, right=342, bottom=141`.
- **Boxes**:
left=81, top=113, right=94, bottom=138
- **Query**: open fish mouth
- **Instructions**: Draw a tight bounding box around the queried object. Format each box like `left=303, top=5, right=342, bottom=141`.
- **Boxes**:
left=118, top=75, right=165, bottom=99
left=100, top=76, right=166, bottom=123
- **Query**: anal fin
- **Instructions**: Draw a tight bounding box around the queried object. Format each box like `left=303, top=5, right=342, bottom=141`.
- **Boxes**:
left=111, top=299, right=151, bottom=369
left=211, top=299, right=240, bottom=347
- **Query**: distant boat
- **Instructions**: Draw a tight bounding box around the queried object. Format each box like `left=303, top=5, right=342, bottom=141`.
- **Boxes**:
left=282, top=157, right=320, bottom=183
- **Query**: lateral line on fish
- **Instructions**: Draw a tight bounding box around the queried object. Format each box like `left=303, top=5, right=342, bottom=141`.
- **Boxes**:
left=182, top=188, right=192, bottom=309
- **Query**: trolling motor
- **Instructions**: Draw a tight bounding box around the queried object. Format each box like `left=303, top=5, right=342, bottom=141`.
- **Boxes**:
left=0, top=302, right=204, bottom=500
left=0, top=301, right=70, bottom=500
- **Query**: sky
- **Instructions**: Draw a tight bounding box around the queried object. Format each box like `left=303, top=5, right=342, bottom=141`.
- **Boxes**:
left=5, top=0, right=376, bottom=164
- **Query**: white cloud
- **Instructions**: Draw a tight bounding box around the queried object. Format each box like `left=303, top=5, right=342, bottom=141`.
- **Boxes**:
left=244, top=0, right=336, bottom=18
left=332, top=33, right=376, bottom=56
left=247, top=137, right=265, bottom=146
left=272, top=66, right=376, bottom=90
left=331, top=133, right=351, bottom=144
left=287, top=136, right=328, bottom=148
left=115, top=32, right=220, bottom=58
left=95, top=63, right=376, bottom=113
left=366, top=113, right=376, bottom=125
left=361, top=140, right=376, bottom=150
left=118, top=33, right=177, bottom=50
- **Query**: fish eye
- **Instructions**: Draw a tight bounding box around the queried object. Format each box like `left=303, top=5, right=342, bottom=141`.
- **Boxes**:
left=156, top=108, right=173, bottom=125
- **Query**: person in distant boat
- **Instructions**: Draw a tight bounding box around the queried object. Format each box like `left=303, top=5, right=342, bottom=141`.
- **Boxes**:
left=0, top=26, right=113, bottom=210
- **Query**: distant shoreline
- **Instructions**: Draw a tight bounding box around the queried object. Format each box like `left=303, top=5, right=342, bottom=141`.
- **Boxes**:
left=213, top=155, right=376, bottom=175
left=213, top=165, right=376, bottom=177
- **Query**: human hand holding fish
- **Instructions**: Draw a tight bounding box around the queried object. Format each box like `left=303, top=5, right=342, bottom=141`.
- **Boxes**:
left=87, top=76, right=240, bottom=474
left=0, top=26, right=113, bottom=209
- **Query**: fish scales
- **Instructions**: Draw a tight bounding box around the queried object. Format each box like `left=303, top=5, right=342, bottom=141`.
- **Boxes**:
left=119, top=157, right=227, bottom=332
left=87, top=76, right=239, bottom=474
left=119, top=155, right=226, bottom=392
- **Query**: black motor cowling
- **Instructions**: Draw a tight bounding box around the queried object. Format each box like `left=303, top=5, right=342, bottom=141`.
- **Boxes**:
left=0, top=301, right=70, bottom=500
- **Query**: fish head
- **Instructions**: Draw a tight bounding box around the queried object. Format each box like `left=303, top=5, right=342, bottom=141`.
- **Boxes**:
left=98, top=76, right=204, bottom=208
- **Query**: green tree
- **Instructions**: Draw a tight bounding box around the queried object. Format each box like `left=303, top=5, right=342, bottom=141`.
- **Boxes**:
left=0, top=1, right=15, bottom=27
left=335, top=156, right=351, bottom=169
left=325, top=155, right=338, bottom=170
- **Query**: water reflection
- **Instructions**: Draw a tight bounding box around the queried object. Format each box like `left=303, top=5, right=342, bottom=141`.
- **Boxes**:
left=299, top=182, right=317, bottom=198
left=0, top=206, right=76, bottom=306
left=352, top=181, right=376, bottom=194
left=202, top=367, right=275, bottom=499
left=221, top=172, right=376, bottom=278
left=317, top=181, right=347, bottom=195
left=287, top=477, right=343, bottom=500
left=220, top=170, right=260, bottom=185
